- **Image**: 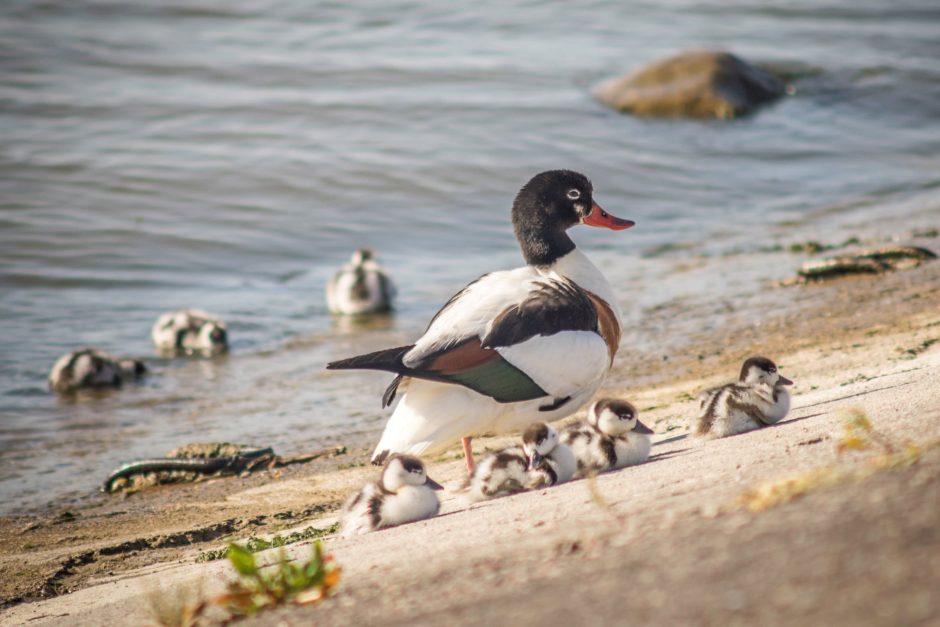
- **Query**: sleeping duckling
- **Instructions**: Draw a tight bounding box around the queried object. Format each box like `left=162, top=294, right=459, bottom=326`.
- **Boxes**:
left=463, top=445, right=529, bottom=503
left=464, top=422, right=575, bottom=502
left=151, top=309, right=228, bottom=355
left=522, top=422, right=577, bottom=489
left=49, top=348, right=146, bottom=394
left=326, top=248, right=395, bottom=315
left=693, top=356, right=793, bottom=439
left=561, top=398, right=653, bottom=475
left=341, top=454, right=442, bottom=536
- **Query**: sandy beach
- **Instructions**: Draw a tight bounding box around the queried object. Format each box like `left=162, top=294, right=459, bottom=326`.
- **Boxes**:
left=2, top=255, right=939, bottom=626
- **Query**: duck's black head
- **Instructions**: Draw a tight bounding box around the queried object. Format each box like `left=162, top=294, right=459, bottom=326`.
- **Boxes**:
left=512, top=170, right=634, bottom=266
left=739, top=356, right=793, bottom=386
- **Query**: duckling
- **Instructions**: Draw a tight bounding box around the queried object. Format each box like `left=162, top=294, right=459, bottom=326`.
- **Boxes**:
left=523, top=422, right=577, bottom=489
left=462, top=445, right=529, bottom=503
left=49, top=348, right=146, bottom=394
left=341, top=454, right=442, bottom=536
left=561, top=398, right=653, bottom=475
left=151, top=309, right=228, bottom=354
left=693, top=356, right=793, bottom=438
left=326, top=248, right=395, bottom=315
left=463, top=422, right=575, bottom=503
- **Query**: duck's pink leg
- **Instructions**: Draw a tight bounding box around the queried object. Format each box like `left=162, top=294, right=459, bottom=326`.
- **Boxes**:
left=461, top=437, right=475, bottom=473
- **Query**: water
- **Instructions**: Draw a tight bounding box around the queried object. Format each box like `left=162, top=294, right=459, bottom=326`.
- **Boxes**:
left=2, top=0, right=939, bottom=514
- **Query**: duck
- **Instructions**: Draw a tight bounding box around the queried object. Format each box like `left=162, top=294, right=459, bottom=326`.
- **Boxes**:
left=49, top=348, right=146, bottom=394
left=151, top=309, right=228, bottom=354
left=341, top=454, right=443, bottom=536
left=561, top=398, right=653, bottom=475
left=326, top=248, right=396, bottom=315
left=464, top=422, right=576, bottom=503
left=327, top=170, right=634, bottom=472
left=693, top=356, right=793, bottom=438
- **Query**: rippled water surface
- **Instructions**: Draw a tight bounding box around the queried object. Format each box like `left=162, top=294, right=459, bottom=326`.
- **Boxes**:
left=2, top=0, right=939, bottom=513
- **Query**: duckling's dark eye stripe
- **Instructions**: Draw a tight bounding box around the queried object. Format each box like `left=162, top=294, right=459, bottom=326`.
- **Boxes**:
left=399, top=457, right=424, bottom=473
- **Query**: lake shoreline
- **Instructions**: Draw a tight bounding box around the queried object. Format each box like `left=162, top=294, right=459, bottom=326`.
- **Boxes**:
left=2, top=257, right=939, bottom=624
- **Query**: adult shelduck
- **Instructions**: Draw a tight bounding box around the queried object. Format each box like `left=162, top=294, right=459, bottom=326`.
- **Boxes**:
left=327, top=170, right=634, bottom=471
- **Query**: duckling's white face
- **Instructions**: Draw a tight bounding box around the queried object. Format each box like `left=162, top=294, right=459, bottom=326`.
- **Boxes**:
left=589, top=399, right=638, bottom=436
left=382, top=455, right=428, bottom=492
left=740, top=356, right=793, bottom=387
left=522, top=422, right=559, bottom=460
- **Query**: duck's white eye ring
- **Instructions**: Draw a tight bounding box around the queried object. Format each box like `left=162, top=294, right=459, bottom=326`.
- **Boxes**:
left=567, top=189, right=581, bottom=200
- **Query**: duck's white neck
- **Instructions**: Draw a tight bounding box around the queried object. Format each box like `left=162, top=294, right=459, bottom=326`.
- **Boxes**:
left=541, top=249, right=622, bottom=323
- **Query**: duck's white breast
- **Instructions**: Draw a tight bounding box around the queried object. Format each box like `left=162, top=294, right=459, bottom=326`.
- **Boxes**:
left=382, top=485, right=439, bottom=526
left=613, top=433, right=651, bottom=467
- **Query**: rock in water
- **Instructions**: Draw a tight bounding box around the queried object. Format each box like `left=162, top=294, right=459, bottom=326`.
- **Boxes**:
left=594, top=50, right=787, bottom=119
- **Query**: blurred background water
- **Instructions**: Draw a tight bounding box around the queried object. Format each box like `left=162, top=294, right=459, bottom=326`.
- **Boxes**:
left=1, top=0, right=939, bottom=513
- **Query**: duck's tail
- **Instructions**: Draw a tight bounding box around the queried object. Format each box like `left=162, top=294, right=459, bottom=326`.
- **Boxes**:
left=326, top=345, right=413, bottom=373
left=327, top=345, right=414, bottom=409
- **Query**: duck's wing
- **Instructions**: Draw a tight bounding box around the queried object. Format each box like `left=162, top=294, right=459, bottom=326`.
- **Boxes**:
left=328, top=268, right=610, bottom=403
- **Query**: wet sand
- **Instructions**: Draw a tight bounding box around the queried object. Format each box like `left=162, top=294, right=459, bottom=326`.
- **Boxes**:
left=1, top=258, right=939, bottom=626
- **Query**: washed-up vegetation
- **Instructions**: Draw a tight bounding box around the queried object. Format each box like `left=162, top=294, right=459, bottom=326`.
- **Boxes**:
left=195, top=522, right=340, bottom=563
left=737, top=408, right=932, bottom=513
left=780, top=245, right=937, bottom=286
left=898, top=338, right=938, bottom=359
left=151, top=541, right=340, bottom=625
left=105, top=444, right=347, bottom=493
left=219, top=541, right=340, bottom=616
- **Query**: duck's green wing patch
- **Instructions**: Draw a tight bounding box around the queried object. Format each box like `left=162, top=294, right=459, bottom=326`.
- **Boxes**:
left=413, top=338, right=547, bottom=403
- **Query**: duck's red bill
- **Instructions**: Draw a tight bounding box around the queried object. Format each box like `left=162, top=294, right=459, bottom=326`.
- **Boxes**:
left=583, top=202, right=635, bottom=230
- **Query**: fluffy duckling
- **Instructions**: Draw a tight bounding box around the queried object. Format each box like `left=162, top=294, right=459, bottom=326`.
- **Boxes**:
left=523, top=422, right=577, bottom=488
left=561, top=398, right=653, bottom=475
left=49, top=348, right=146, bottom=394
left=341, top=454, right=442, bottom=536
left=693, top=356, right=793, bottom=438
left=464, top=422, right=576, bottom=503
left=151, top=309, right=228, bottom=354
left=326, top=248, right=395, bottom=315
left=463, top=446, right=529, bottom=502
